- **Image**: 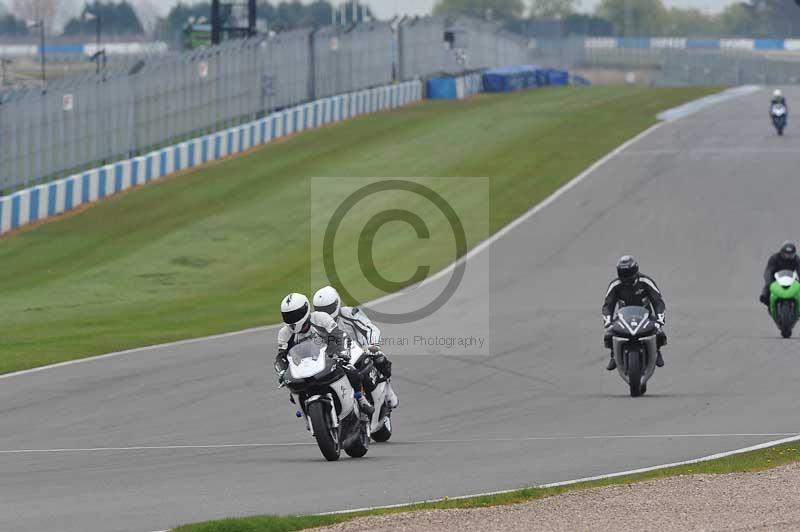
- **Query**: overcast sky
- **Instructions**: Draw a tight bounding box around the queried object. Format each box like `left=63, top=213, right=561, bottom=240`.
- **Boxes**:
left=0, top=0, right=743, bottom=29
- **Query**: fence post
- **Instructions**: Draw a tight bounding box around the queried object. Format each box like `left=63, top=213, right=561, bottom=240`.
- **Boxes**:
left=397, top=21, right=405, bottom=81
left=308, top=28, right=317, bottom=102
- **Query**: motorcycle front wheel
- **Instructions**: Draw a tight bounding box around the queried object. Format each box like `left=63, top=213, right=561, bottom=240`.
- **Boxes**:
left=778, top=303, right=794, bottom=338
left=627, top=350, right=643, bottom=397
left=308, top=401, right=341, bottom=461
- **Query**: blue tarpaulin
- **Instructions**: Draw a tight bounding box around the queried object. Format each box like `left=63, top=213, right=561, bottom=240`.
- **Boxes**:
left=483, top=65, right=569, bottom=93
left=483, top=65, right=536, bottom=93
left=546, top=68, right=569, bottom=86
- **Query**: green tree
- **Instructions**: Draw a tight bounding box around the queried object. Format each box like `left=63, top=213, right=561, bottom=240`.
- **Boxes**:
left=718, top=3, right=761, bottom=36
left=530, top=0, right=577, bottom=19
left=597, top=0, right=666, bottom=36
left=0, top=15, right=30, bottom=37
left=307, top=0, right=334, bottom=25
left=433, top=0, right=525, bottom=22
left=62, top=1, right=145, bottom=35
left=662, top=7, right=719, bottom=37
left=563, top=13, right=613, bottom=36
left=745, top=0, right=800, bottom=37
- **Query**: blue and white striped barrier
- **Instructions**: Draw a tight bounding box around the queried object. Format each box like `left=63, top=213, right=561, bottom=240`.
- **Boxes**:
left=0, top=80, right=423, bottom=236
left=578, top=37, right=800, bottom=52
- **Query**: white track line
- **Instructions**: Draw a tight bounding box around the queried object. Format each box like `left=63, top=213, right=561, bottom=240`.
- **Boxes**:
left=0, top=443, right=314, bottom=454
left=656, top=85, right=761, bottom=122
left=3, top=433, right=794, bottom=455
left=319, top=433, right=800, bottom=516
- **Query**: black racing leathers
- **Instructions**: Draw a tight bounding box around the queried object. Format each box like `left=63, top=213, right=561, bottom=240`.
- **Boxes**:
left=761, top=253, right=800, bottom=300
left=602, top=274, right=666, bottom=320
left=603, top=274, right=667, bottom=349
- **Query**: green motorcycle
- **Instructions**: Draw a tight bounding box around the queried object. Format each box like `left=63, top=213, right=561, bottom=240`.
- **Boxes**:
left=770, top=270, right=800, bottom=338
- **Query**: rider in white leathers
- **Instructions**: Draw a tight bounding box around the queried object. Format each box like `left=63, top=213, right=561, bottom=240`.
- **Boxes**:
left=313, top=286, right=399, bottom=408
left=275, top=292, right=374, bottom=415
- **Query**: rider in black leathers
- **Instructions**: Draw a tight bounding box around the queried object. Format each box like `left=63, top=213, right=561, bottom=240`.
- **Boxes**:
left=602, top=256, right=667, bottom=371
left=760, top=241, right=800, bottom=306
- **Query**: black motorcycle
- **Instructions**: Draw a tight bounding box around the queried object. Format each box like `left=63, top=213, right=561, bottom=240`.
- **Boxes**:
left=608, top=306, right=659, bottom=397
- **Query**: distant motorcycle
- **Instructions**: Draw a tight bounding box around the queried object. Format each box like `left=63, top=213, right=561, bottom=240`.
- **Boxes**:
left=769, top=270, right=800, bottom=338
left=771, top=103, right=787, bottom=136
left=282, top=338, right=371, bottom=461
left=608, top=306, right=659, bottom=397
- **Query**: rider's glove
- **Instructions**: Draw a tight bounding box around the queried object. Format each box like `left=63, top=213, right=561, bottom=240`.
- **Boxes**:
left=277, top=370, right=286, bottom=388
left=656, top=313, right=666, bottom=326
left=367, top=344, right=383, bottom=355
left=603, top=315, right=612, bottom=328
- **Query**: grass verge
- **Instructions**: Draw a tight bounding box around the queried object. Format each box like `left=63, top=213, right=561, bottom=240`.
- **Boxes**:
left=173, top=441, right=800, bottom=532
left=0, top=86, right=718, bottom=373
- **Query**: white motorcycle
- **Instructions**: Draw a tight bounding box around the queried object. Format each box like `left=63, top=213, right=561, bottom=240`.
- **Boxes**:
left=771, top=103, right=787, bottom=136
left=282, top=338, right=371, bottom=461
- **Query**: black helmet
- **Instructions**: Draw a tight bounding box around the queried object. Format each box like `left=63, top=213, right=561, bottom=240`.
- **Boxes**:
left=780, top=241, right=797, bottom=261
left=617, top=255, right=639, bottom=285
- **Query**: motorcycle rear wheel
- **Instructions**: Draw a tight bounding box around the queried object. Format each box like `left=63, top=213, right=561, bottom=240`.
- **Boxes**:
left=372, top=417, right=392, bottom=442
left=345, top=420, right=370, bottom=458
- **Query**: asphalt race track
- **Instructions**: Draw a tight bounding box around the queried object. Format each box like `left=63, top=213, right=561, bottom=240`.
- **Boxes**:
left=2, top=88, right=800, bottom=532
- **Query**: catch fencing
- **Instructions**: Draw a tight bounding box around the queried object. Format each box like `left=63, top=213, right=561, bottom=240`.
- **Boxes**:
left=0, top=16, right=530, bottom=196
left=0, top=80, right=423, bottom=236
left=528, top=37, right=800, bottom=86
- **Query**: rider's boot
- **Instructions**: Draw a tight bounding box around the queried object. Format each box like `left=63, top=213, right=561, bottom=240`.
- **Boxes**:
left=656, top=331, right=667, bottom=367
left=604, top=334, right=616, bottom=370
left=355, top=391, right=374, bottom=417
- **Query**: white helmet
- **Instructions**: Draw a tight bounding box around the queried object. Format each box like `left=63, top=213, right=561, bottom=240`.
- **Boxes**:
left=313, top=286, right=341, bottom=319
left=281, top=293, right=310, bottom=332
left=774, top=89, right=783, bottom=98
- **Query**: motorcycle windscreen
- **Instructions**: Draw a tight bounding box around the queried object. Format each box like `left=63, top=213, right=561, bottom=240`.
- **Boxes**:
left=775, top=269, right=798, bottom=288
left=288, top=340, right=327, bottom=379
left=616, top=306, right=650, bottom=335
